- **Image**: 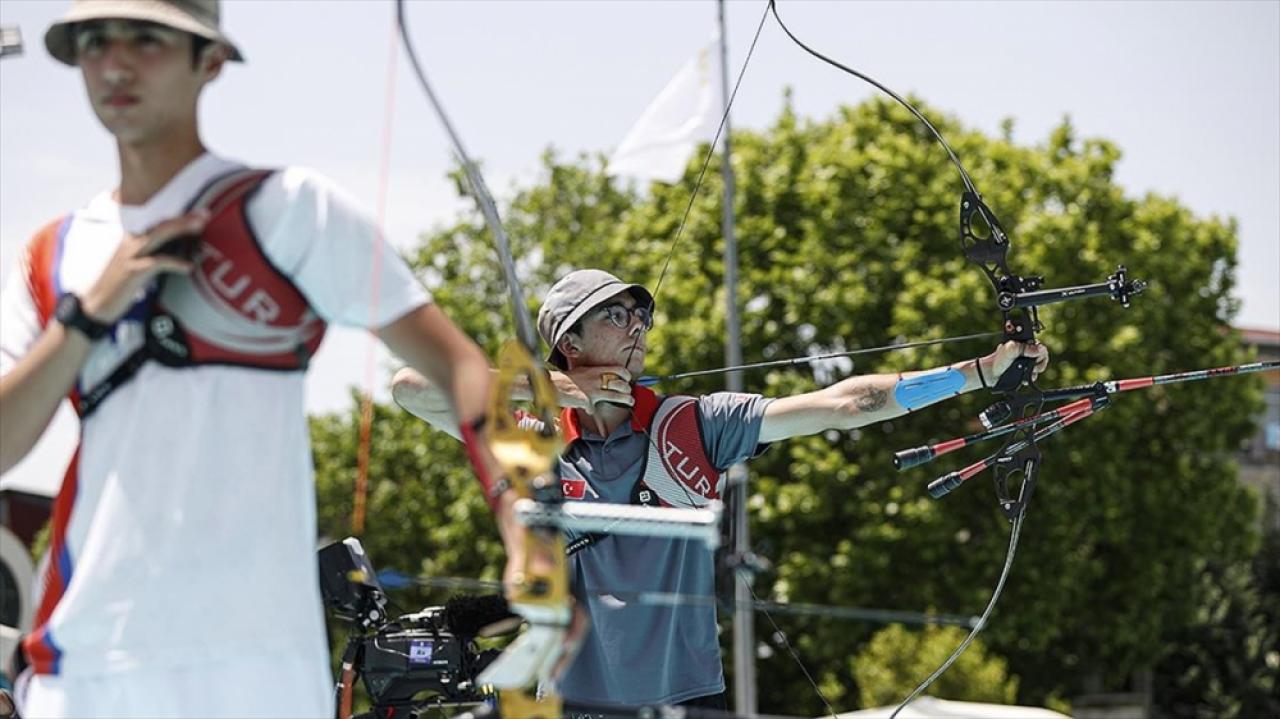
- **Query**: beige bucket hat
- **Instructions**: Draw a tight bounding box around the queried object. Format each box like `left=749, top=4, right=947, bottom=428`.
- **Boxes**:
left=45, top=0, right=244, bottom=66
left=537, top=269, right=654, bottom=370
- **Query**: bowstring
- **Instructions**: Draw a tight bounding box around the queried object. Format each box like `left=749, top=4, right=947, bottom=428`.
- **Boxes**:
left=609, top=3, right=841, bottom=715
left=620, top=0, right=770, bottom=372
left=766, top=0, right=978, bottom=194
left=889, top=510, right=1025, bottom=718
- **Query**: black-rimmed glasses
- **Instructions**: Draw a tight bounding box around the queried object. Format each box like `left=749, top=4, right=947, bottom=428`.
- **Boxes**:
left=594, top=303, right=654, bottom=331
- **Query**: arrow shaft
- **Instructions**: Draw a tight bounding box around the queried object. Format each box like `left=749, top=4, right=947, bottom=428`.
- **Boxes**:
left=1041, top=360, right=1280, bottom=402
left=639, top=331, right=1002, bottom=386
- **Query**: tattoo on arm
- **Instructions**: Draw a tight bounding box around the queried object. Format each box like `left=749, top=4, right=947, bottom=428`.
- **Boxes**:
left=855, top=385, right=889, bottom=412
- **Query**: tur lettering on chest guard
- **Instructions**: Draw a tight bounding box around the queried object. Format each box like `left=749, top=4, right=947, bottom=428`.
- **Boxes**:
left=649, top=399, right=721, bottom=504
left=661, top=441, right=716, bottom=497
left=193, top=243, right=281, bottom=323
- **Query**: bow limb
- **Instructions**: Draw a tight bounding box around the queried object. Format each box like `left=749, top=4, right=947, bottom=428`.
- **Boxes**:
left=478, top=343, right=570, bottom=716
left=394, top=1, right=537, bottom=352
left=769, top=0, right=1095, bottom=512
left=395, top=2, right=572, bottom=716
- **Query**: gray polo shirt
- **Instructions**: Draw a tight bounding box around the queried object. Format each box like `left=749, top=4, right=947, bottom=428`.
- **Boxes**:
left=537, top=391, right=772, bottom=707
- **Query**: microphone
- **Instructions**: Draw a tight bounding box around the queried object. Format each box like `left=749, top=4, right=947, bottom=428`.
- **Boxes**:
left=442, top=594, right=521, bottom=638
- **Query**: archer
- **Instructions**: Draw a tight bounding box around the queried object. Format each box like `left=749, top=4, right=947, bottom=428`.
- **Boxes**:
left=393, top=267, right=1049, bottom=711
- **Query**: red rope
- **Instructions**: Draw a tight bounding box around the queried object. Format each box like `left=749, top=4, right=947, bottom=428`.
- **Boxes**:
left=354, top=15, right=401, bottom=535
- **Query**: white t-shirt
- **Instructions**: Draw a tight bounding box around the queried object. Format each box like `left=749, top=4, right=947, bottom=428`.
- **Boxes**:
left=0, top=154, right=428, bottom=685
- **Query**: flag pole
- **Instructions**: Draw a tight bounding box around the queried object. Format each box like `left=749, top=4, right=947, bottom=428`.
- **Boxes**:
left=717, top=0, right=757, bottom=713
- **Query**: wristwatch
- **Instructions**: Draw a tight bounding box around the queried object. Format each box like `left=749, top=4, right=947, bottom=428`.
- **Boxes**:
left=54, top=293, right=111, bottom=341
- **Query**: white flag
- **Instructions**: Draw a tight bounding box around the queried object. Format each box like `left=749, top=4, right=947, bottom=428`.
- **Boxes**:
left=607, top=35, right=722, bottom=184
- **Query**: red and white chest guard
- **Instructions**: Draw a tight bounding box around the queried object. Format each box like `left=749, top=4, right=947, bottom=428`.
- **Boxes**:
left=559, top=386, right=723, bottom=509
left=145, top=169, right=326, bottom=371
left=28, top=169, right=327, bottom=416
left=633, top=393, right=723, bottom=509
left=557, top=387, right=724, bottom=556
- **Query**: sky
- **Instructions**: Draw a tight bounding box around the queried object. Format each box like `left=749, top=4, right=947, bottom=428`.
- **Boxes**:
left=1, top=0, right=1277, bottom=494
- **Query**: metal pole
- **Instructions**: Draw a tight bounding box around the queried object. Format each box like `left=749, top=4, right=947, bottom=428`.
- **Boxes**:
left=717, top=0, right=756, bottom=713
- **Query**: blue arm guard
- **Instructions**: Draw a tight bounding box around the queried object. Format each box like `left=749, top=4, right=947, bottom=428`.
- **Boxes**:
left=893, top=367, right=966, bottom=410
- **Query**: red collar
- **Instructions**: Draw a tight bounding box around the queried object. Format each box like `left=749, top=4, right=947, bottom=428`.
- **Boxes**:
left=559, top=384, right=660, bottom=443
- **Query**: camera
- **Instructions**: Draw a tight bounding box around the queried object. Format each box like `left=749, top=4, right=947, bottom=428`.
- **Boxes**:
left=319, top=538, right=517, bottom=718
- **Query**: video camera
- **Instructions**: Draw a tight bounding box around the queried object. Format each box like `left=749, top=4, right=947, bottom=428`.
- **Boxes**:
left=318, top=538, right=519, bottom=718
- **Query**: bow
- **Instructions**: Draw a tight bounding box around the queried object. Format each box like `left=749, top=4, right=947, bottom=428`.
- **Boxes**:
left=394, top=5, right=735, bottom=717
left=624, top=1, right=1149, bottom=715
left=760, top=2, right=1149, bottom=714
left=395, top=2, right=571, bottom=715
left=760, top=1, right=1146, bottom=527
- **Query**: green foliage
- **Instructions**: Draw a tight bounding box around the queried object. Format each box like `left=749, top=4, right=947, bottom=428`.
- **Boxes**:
left=1152, top=506, right=1280, bottom=718
left=310, top=94, right=1267, bottom=715
left=313, top=391, right=506, bottom=593
left=852, top=624, right=1018, bottom=707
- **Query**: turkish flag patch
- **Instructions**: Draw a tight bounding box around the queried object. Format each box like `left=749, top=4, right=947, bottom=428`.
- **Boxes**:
left=562, top=478, right=588, bottom=500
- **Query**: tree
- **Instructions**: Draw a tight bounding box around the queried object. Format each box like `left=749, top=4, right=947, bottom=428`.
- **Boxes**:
left=313, top=393, right=504, bottom=599
left=1151, top=502, right=1280, bottom=718
left=852, top=624, right=1018, bottom=707
left=310, top=95, right=1266, bottom=715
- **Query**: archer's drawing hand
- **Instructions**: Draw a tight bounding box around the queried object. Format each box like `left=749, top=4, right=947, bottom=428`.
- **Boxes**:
left=555, top=365, right=634, bottom=412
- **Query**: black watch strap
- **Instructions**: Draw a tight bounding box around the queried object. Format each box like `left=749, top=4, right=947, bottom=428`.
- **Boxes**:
left=55, top=293, right=111, bottom=341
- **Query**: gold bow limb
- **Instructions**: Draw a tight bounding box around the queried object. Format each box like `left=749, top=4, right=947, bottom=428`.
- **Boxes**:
left=477, top=339, right=569, bottom=718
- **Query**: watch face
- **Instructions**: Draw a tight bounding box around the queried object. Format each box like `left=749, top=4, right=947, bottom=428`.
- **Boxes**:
left=55, top=293, right=107, bottom=340
left=55, top=293, right=79, bottom=323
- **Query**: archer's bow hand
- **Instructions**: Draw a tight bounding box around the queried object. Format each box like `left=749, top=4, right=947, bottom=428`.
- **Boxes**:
left=986, top=340, right=1051, bottom=384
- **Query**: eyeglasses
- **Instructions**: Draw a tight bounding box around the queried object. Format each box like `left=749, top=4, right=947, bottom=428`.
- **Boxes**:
left=594, top=302, right=654, bottom=331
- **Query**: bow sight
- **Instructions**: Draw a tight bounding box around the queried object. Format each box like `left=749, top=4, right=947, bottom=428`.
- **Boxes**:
left=955, top=189, right=1148, bottom=519
left=962, top=194, right=1147, bottom=318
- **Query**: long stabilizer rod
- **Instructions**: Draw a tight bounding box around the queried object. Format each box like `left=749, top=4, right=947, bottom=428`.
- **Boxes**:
left=896, top=360, right=1280, bottom=471
left=927, top=397, right=1109, bottom=499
